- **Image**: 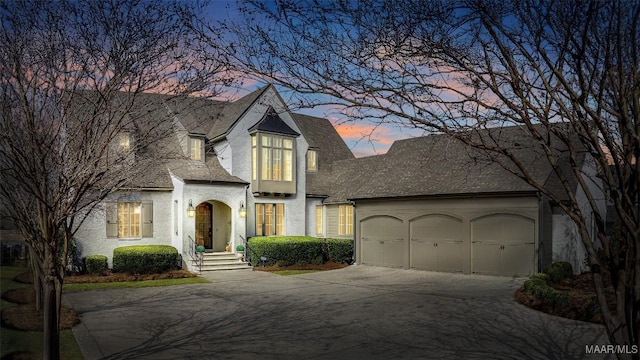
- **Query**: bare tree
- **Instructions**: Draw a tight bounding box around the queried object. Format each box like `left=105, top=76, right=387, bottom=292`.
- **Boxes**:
left=226, top=0, right=640, bottom=355
left=0, top=0, right=233, bottom=358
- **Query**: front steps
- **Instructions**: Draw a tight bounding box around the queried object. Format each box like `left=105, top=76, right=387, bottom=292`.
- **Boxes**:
left=192, top=252, right=251, bottom=271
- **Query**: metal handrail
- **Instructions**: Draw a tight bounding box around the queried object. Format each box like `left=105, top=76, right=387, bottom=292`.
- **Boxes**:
left=187, top=235, right=202, bottom=273
left=239, top=235, right=251, bottom=266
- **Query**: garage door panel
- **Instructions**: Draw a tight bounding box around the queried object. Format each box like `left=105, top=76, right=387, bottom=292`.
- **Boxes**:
left=471, top=214, right=535, bottom=276
left=360, top=216, right=405, bottom=268
left=503, top=244, right=535, bottom=276
left=384, top=239, right=405, bottom=268
left=410, top=239, right=436, bottom=270
left=437, top=241, right=465, bottom=273
left=472, top=243, right=502, bottom=275
left=361, top=238, right=383, bottom=266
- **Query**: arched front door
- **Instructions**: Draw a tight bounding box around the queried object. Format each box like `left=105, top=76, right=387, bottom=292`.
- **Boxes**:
left=195, top=200, right=232, bottom=252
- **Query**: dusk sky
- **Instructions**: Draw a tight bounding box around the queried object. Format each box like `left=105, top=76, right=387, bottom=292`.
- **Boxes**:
left=206, top=0, right=426, bottom=157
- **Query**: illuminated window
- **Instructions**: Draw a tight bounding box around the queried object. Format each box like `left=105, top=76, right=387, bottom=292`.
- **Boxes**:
left=338, top=204, right=353, bottom=236
left=307, top=150, right=317, bottom=171
left=106, top=201, right=153, bottom=238
left=253, top=134, right=294, bottom=182
left=189, top=137, right=203, bottom=161
left=315, top=205, right=323, bottom=235
left=255, top=203, right=285, bottom=236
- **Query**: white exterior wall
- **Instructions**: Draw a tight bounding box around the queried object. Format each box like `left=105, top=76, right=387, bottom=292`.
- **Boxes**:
left=74, top=190, right=173, bottom=267
left=214, top=140, right=233, bottom=174
left=180, top=182, right=247, bottom=255
left=170, top=174, right=185, bottom=252
left=551, top=154, right=606, bottom=273
left=305, top=198, right=324, bottom=236
left=225, top=87, right=308, bottom=238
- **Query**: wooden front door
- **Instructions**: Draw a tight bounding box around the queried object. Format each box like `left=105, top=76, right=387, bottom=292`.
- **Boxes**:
left=195, top=203, right=212, bottom=250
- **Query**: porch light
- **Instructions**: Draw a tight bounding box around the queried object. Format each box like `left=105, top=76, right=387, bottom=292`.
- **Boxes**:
left=187, top=200, right=195, bottom=218
left=239, top=201, right=247, bottom=218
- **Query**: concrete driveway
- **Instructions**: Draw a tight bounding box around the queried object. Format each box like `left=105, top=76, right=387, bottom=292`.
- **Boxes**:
left=64, top=265, right=611, bottom=360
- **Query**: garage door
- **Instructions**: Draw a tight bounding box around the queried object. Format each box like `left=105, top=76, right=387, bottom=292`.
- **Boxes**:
left=471, top=214, right=535, bottom=276
left=361, top=216, right=404, bottom=268
left=410, top=215, right=465, bottom=272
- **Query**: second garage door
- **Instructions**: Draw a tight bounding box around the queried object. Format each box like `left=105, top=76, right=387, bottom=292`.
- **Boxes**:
left=410, top=215, right=465, bottom=272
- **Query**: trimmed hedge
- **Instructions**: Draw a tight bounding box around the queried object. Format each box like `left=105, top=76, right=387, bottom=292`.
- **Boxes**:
left=523, top=264, right=572, bottom=310
left=112, top=245, right=181, bottom=274
left=248, top=236, right=353, bottom=266
left=85, top=255, right=108, bottom=275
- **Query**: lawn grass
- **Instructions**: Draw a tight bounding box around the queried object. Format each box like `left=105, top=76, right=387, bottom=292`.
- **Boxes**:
left=63, top=276, right=208, bottom=292
left=1, top=266, right=83, bottom=360
left=271, top=269, right=320, bottom=276
left=1, top=266, right=208, bottom=359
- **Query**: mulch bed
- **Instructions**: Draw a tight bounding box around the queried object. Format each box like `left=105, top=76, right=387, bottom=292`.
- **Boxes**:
left=253, top=261, right=350, bottom=272
left=514, top=272, right=616, bottom=324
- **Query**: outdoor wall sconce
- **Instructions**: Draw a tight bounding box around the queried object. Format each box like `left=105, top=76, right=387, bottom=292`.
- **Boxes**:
left=187, top=199, right=195, bottom=218
left=238, top=201, right=247, bottom=218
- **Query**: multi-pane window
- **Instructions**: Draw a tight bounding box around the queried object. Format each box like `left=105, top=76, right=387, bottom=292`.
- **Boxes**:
left=315, top=205, right=323, bottom=235
left=106, top=201, right=153, bottom=238
left=255, top=203, right=285, bottom=236
left=338, top=204, right=353, bottom=236
left=253, top=134, right=294, bottom=182
left=307, top=150, right=317, bottom=171
left=117, top=202, right=141, bottom=238
left=252, top=136, right=257, bottom=180
left=189, top=137, right=203, bottom=161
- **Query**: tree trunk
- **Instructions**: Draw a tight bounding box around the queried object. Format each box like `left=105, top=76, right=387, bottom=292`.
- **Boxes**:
left=29, top=247, right=43, bottom=312
left=42, top=276, right=60, bottom=360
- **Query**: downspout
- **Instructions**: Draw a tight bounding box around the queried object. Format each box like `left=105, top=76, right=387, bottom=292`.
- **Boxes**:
left=349, top=200, right=357, bottom=264
left=537, top=192, right=544, bottom=273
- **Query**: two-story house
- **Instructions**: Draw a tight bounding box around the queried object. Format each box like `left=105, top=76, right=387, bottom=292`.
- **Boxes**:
left=74, top=84, right=604, bottom=276
left=74, top=84, right=355, bottom=271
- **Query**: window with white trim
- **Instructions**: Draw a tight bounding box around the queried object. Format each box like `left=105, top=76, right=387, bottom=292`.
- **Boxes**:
left=255, top=203, right=285, bottom=236
left=307, top=150, right=317, bottom=171
left=189, top=137, right=203, bottom=161
left=338, top=204, right=353, bottom=236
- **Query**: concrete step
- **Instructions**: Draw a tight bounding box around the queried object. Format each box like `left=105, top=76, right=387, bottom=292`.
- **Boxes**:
left=191, top=252, right=251, bottom=271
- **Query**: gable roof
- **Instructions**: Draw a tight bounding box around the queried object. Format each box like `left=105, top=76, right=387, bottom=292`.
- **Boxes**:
left=324, top=124, right=585, bottom=203
left=207, top=85, right=271, bottom=141
left=292, top=113, right=355, bottom=196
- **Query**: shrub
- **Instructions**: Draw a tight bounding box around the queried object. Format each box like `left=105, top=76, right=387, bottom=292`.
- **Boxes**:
left=112, top=245, right=181, bottom=274
left=523, top=273, right=572, bottom=311
left=275, top=259, right=290, bottom=267
left=248, top=236, right=354, bottom=266
left=324, top=238, right=354, bottom=264
left=85, top=255, right=108, bottom=275
left=543, top=261, right=573, bottom=284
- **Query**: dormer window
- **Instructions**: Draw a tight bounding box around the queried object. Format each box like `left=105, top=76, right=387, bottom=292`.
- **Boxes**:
left=307, top=149, right=317, bottom=172
left=189, top=137, right=204, bottom=161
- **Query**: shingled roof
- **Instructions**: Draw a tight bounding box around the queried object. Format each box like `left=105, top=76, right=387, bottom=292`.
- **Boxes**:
left=292, top=113, right=355, bottom=196
left=324, top=124, right=585, bottom=203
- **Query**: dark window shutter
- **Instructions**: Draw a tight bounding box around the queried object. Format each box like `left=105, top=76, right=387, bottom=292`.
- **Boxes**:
left=106, top=202, right=118, bottom=238
left=142, top=201, right=153, bottom=237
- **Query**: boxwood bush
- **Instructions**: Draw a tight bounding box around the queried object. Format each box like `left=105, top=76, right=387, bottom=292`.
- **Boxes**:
left=85, top=255, right=108, bottom=275
left=523, top=271, right=572, bottom=310
left=248, top=236, right=353, bottom=266
left=542, top=261, right=573, bottom=284
left=112, top=245, right=181, bottom=274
